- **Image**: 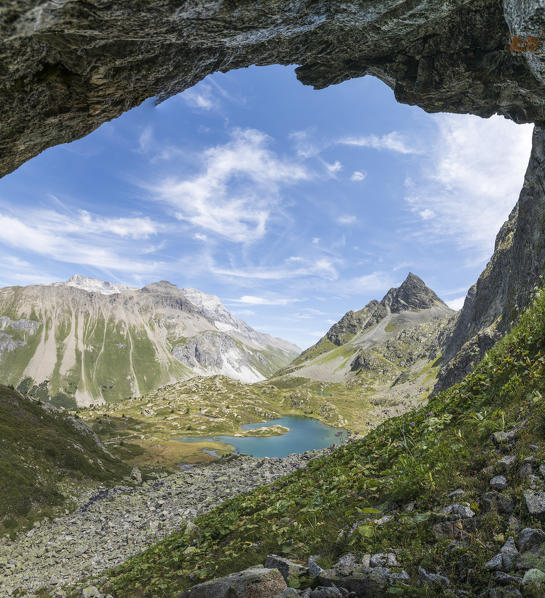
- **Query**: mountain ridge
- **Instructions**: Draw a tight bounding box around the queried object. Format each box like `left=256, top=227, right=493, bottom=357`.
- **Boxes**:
left=0, top=276, right=300, bottom=407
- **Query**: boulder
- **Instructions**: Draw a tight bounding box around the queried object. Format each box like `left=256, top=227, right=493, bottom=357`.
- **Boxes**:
left=443, top=504, right=475, bottom=519
left=482, top=492, right=514, bottom=514
left=81, top=588, right=103, bottom=598
left=490, top=476, right=508, bottom=491
left=130, top=466, right=142, bottom=485
left=264, top=555, right=307, bottom=585
left=523, top=491, right=545, bottom=517
left=498, top=457, right=516, bottom=472
left=307, top=556, right=323, bottom=578
left=318, top=564, right=408, bottom=595
left=178, top=567, right=287, bottom=598
left=522, top=568, right=545, bottom=586
left=418, top=567, right=449, bottom=587
left=518, top=528, right=545, bottom=553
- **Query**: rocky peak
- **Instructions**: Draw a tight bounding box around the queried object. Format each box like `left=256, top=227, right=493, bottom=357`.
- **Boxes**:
left=381, top=273, right=447, bottom=313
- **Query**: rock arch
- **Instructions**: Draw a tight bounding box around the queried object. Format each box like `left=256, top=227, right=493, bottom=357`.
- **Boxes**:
left=2, top=0, right=545, bottom=177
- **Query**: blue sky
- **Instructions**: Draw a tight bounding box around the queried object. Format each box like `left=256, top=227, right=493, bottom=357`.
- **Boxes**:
left=0, top=66, right=534, bottom=349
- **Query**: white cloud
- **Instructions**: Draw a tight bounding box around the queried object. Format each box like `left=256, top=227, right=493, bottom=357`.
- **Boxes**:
left=213, top=256, right=339, bottom=281
left=231, top=295, right=300, bottom=306
left=447, top=296, right=466, bottom=311
left=339, top=132, right=422, bottom=155
left=0, top=210, right=163, bottom=274
left=180, top=84, right=217, bottom=110
left=419, top=209, right=435, bottom=221
left=312, top=237, right=320, bottom=245
left=138, top=126, right=153, bottom=153
left=337, top=215, right=357, bottom=225
left=341, top=271, right=396, bottom=295
left=351, top=170, right=367, bottom=182
left=323, top=160, right=342, bottom=176
left=289, top=130, right=321, bottom=159
left=150, top=128, right=308, bottom=243
left=193, top=233, right=208, bottom=241
left=405, top=114, right=533, bottom=258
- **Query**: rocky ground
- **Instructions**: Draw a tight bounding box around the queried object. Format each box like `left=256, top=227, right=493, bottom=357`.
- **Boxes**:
left=0, top=451, right=332, bottom=597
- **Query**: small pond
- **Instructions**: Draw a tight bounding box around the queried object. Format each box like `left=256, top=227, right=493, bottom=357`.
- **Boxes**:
left=177, top=416, right=348, bottom=458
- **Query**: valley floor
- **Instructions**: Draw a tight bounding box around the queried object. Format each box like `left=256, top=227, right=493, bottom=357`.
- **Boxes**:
left=0, top=451, right=330, bottom=597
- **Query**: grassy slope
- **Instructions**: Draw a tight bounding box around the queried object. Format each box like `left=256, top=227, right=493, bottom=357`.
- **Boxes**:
left=106, top=288, right=545, bottom=597
left=0, top=386, right=129, bottom=534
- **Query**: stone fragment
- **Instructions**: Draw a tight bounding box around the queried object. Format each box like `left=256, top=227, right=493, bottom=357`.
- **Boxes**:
left=498, top=456, right=516, bottom=472
left=500, top=537, right=519, bottom=572
left=81, top=588, right=102, bottom=598
left=307, top=556, right=323, bottom=578
left=418, top=566, right=450, bottom=587
left=522, top=568, right=545, bottom=586
left=517, top=528, right=545, bottom=553
left=130, top=466, right=142, bottom=485
left=309, top=588, right=342, bottom=598
left=178, top=567, right=287, bottom=598
left=443, top=504, right=475, bottom=519
left=482, top=492, right=514, bottom=514
left=264, top=555, right=306, bottom=584
left=523, top=491, right=545, bottom=517
left=493, top=571, right=522, bottom=586
left=369, top=553, right=399, bottom=568
left=492, top=430, right=516, bottom=445
left=485, top=554, right=503, bottom=571
left=490, top=476, right=508, bottom=491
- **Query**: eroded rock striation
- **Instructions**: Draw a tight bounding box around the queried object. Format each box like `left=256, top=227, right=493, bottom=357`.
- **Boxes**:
left=3, top=0, right=545, bottom=176
left=437, top=125, right=545, bottom=389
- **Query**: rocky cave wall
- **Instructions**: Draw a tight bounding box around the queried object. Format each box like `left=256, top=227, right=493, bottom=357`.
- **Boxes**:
left=2, top=0, right=545, bottom=177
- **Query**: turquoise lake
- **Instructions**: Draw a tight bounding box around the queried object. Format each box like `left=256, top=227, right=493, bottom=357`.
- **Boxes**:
left=178, top=416, right=348, bottom=458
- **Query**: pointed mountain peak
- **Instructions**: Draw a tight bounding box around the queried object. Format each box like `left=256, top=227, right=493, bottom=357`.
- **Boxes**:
left=382, top=273, right=449, bottom=313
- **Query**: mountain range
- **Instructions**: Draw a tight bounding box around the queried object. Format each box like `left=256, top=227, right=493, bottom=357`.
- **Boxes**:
left=273, top=273, right=454, bottom=416
left=0, top=275, right=300, bottom=407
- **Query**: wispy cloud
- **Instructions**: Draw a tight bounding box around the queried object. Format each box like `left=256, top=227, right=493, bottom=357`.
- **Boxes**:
left=149, top=128, right=308, bottom=243
left=212, top=256, right=339, bottom=281
left=323, top=160, right=342, bottom=176
left=341, top=271, right=396, bottom=296
left=405, top=114, right=533, bottom=259
left=351, top=170, right=367, bottom=182
left=337, top=215, right=358, bottom=225
left=180, top=83, right=217, bottom=111
left=230, top=295, right=300, bottom=306
left=338, top=132, right=422, bottom=155
left=0, top=209, right=163, bottom=274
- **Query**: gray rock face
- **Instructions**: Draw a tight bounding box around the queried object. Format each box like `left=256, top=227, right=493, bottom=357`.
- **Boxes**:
left=382, top=273, right=446, bottom=313
left=3, top=0, right=545, bottom=177
left=178, top=567, right=287, bottom=598
left=437, top=126, right=545, bottom=390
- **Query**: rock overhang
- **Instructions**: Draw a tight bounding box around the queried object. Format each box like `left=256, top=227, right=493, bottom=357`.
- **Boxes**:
left=3, top=0, right=545, bottom=177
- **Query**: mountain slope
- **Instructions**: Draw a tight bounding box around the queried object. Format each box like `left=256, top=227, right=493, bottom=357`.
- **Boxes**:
left=279, top=274, right=454, bottom=398
left=106, top=283, right=545, bottom=598
left=0, top=277, right=299, bottom=407
left=437, top=125, right=545, bottom=390
left=0, top=385, right=128, bottom=533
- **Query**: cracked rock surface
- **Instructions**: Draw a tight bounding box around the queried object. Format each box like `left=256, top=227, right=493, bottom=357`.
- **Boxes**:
left=3, top=0, right=545, bottom=177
